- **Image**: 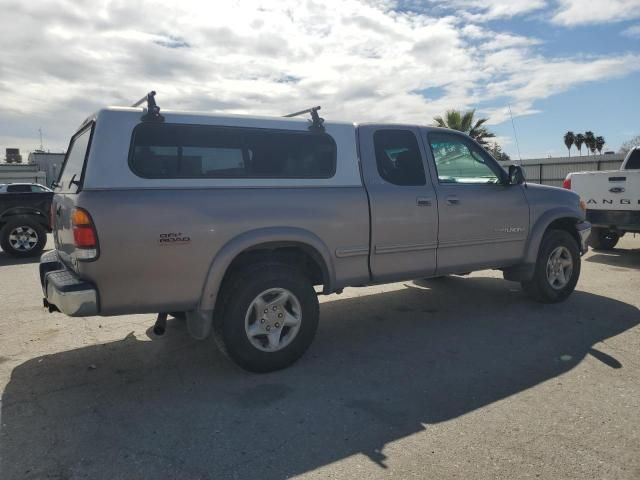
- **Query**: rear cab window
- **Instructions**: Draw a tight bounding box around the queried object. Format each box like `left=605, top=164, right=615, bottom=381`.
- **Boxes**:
left=625, top=149, right=640, bottom=169
left=56, top=124, right=94, bottom=193
left=129, top=123, right=337, bottom=179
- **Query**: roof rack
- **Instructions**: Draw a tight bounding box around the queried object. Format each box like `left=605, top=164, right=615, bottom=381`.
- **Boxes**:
left=284, top=106, right=325, bottom=133
left=132, top=91, right=164, bottom=122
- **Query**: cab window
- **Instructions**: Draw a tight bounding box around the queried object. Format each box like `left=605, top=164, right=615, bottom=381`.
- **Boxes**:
left=428, top=132, right=504, bottom=184
left=373, top=129, right=426, bottom=186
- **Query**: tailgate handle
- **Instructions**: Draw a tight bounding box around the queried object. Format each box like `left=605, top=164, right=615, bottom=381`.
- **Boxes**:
left=608, top=176, right=626, bottom=182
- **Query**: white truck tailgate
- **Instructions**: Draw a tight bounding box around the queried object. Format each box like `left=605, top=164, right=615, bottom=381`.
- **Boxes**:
left=572, top=170, right=640, bottom=211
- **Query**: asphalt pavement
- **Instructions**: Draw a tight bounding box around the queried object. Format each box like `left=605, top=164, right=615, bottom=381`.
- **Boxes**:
left=0, top=235, right=639, bottom=479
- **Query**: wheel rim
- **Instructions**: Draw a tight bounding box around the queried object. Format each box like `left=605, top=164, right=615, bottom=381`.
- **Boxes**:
left=8, top=226, right=38, bottom=252
left=546, top=246, right=573, bottom=290
left=244, top=288, right=302, bottom=352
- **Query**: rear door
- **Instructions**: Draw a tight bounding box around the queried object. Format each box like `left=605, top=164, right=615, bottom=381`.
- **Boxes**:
left=358, top=126, right=438, bottom=282
left=52, top=123, right=94, bottom=266
left=423, top=130, right=529, bottom=273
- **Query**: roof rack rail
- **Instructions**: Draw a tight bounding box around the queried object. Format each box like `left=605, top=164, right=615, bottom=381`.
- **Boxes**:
left=132, top=91, right=164, bottom=122
left=284, top=106, right=324, bottom=133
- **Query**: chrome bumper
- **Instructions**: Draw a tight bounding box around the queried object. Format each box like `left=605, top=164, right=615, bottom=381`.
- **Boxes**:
left=576, top=221, right=591, bottom=254
left=40, top=250, right=99, bottom=317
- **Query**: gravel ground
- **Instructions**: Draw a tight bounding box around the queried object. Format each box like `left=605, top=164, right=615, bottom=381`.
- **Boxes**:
left=0, top=235, right=639, bottom=480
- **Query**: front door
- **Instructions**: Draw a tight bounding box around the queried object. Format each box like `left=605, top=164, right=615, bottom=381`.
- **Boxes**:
left=359, top=126, right=439, bottom=282
left=423, top=130, right=529, bottom=274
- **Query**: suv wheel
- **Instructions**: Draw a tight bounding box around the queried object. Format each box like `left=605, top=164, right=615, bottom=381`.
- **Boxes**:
left=521, top=229, right=581, bottom=303
left=0, top=217, right=47, bottom=257
left=588, top=227, right=619, bottom=250
left=213, top=263, right=319, bottom=372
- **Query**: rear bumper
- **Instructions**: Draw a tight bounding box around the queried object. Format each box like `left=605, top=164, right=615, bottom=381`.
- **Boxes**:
left=576, top=221, right=591, bottom=254
left=586, top=209, right=640, bottom=231
left=40, top=250, right=99, bottom=317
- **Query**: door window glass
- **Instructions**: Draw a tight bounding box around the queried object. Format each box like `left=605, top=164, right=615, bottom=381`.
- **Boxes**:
left=7, top=184, right=32, bottom=192
left=428, top=133, right=503, bottom=184
left=373, top=130, right=426, bottom=186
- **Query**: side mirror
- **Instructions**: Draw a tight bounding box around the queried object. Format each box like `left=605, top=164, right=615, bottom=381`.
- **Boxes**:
left=508, top=165, right=525, bottom=185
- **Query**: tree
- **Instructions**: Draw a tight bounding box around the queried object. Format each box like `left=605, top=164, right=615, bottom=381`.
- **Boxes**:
left=595, top=136, right=605, bottom=154
left=488, top=142, right=511, bottom=162
left=563, top=131, right=575, bottom=157
left=618, top=134, right=640, bottom=155
left=584, top=131, right=596, bottom=156
left=574, top=133, right=585, bottom=156
left=433, top=109, right=496, bottom=146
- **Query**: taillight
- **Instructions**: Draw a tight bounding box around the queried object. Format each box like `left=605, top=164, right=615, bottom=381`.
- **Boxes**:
left=72, top=207, right=98, bottom=259
left=562, top=175, right=572, bottom=189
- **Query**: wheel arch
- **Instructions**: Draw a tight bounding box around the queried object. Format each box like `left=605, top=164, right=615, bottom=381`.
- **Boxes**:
left=524, top=208, right=583, bottom=265
left=198, top=227, right=335, bottom=313
left=0, top=208, right=50, bottom=229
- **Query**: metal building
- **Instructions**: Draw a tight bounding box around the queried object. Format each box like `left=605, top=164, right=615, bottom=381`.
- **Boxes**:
left=27, top=151, right=66, bottom=187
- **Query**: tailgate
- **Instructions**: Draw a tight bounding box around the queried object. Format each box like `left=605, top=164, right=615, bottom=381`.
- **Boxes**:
left=571, top=170, right=640, bottom=211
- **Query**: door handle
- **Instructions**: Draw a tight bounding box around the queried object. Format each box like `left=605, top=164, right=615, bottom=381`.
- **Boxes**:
left=446, top=197, right=460, bottom=206
left=416, top=197, right=432, bottom=206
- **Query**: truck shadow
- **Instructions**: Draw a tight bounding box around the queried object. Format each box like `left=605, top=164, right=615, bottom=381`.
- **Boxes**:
left=0, top=250, right=45, bottom=267
left=585, top=247, right=640, bottom=269
left=1, top=277, right=638, bottom=479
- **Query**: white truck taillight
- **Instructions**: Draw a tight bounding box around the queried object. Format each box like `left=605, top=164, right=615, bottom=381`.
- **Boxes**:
left=562, top=175, right=572, bottom=189
left=72, top=207, right=99, bottom=260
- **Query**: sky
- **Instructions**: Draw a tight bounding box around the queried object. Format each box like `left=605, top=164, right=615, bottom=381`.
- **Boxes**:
left=0, top=0, right=639, bottom=160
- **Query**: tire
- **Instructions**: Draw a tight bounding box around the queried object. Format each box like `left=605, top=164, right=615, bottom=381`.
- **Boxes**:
left=521, top=229, right=581, bottom=304
left=213, top=262, right=319, bottom=373
left=588, top=227, right=619, bottom=250
left=0, top=217, right=47, bottom=257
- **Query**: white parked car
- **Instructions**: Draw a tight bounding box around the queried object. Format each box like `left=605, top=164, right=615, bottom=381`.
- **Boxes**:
left=564, top=147, right=640, bottom=249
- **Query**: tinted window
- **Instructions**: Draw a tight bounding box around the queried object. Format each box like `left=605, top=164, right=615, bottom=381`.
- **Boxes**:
left=625, top=149, right=640, bottom=169
left=58, top=125, right=92, bottom=192
left=428, top=133, right=503, bottom=184
left=31, top=185, right=48, bottom=192
left=7, top=184, right=32, bottom=193
left=129, top=124, right=336, bottom=179
left=373, top=130, right=426, bottom=186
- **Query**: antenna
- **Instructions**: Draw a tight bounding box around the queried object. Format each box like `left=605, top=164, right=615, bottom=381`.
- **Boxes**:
left=38, top=128, right=44, bottom=151
left=508, top=104, right=527, bottom=188
left=508, top=104, right=522, bottom=162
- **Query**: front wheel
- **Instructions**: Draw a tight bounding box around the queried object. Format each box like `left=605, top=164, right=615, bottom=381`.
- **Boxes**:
left=588, top=227, right=619, bottom=250
left=213, top=263, right=319, bottom=373
left=0, top=217, right=47, bottom=257
left=521, top=230, right=581, bottom=303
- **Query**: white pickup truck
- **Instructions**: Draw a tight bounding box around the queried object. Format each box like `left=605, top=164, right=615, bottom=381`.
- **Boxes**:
left=564, top=147, right=640, bottom=249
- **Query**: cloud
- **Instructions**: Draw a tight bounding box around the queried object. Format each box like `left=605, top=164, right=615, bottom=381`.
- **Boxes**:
left=0, top=0, right=638, bottom=155
left=428, top=0, right=547, bottom=21
left=622, top=24, right=640, bottom=37
left=552, top=0, right=640, bottom=26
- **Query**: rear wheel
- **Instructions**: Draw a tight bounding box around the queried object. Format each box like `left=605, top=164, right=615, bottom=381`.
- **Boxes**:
left=521, top=230, right=580, bottom=303
left=213, top=263, right=319, bottom=373
left=0, top=217, right=47, bottom=257
left=588, top=227, right=619, bottom=250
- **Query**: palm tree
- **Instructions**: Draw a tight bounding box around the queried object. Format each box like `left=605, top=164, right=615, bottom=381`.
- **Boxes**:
left=433, top=109, right=496, bottom=146
left=584, top=131, right=596, bottom=156
left=574, top=133, right=585, bottom=156
left=563, top=131, right=575, bottom=157
left=595, top=136, right=605, bottom=154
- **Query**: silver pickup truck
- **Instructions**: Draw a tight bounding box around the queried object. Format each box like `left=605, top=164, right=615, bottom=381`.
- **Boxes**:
left=40, top=94, right=591, bottom=372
